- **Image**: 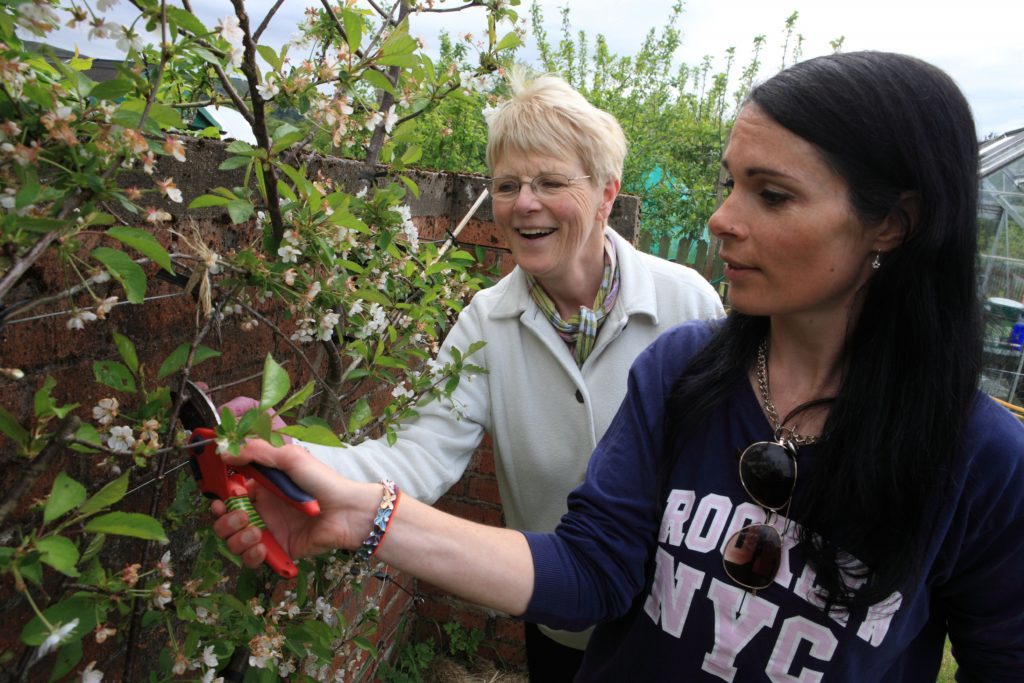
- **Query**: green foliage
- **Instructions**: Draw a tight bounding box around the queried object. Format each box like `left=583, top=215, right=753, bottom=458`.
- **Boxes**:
left=442, top=621, right=485, bottom=660
left=378, top=639, right=436, bottom=683
left=0, top=1, right=518, bottom=681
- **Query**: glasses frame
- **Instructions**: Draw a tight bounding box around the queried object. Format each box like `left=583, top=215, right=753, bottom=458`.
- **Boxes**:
left=721, top=439, right=798, bottom=594
left=487, top=173, right=591, bottom=201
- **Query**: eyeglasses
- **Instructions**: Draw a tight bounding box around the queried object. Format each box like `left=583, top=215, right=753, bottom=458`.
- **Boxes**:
left=488, top=173, right=591, bottom=201
left=721, top=439, right=797, bottom=594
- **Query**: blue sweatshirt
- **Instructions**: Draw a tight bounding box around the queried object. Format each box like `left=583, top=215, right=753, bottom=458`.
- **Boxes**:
left=523, top=321, right=1024, bottom=681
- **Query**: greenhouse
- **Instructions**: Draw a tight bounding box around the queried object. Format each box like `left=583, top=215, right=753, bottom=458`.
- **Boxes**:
left=979, top=127, right=1024, bottom=404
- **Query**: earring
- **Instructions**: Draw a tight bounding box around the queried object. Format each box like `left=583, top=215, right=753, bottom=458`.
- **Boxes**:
left=871, top=252, right=881, bottom=270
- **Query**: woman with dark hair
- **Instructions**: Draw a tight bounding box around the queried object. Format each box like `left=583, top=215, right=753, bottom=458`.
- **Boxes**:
left=214, top=52, right=1024, bottom=680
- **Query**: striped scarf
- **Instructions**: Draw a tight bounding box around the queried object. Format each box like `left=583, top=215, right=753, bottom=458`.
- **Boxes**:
left=527, top=237, right=621, bottom=367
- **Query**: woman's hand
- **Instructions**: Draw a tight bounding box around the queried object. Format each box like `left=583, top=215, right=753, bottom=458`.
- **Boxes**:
left=210, top=439, right=379, bottom=568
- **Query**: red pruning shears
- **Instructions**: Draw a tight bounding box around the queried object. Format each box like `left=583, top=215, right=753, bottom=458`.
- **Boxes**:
left=178, top=380, right=320, bottom=579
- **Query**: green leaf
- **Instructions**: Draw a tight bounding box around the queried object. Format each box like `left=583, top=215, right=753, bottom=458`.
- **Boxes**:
left=280, top=424, right=343, bottom=448
left=397, top=175, right=417, bottom=198
left=49, top=639, right=83, bottom=682
left=156, top=343, right=222, bottom=380
left=226, top=140, right=255, bottom=155
left=362, top=68, right=396, bottom=95
left=0, top=405, right=28, bottom=446
left=347, top=397, right=372, bottom=433
left=78, top=472, right=129, bottom=516
left=218, top=156, right=250, bottom=171
left=112, top=332, right=139, bottom=374
left=36, top=536, right=80, bottom=577
left=119, top=98, right=183, bottom=130
left=15, top=216, right=66, bottom=234
left=69, top=55, right=93, bottom=72
left=91, top=247, right=146, bottom=304
left=165, top=6, right=209, bottom=37
left=270, top=129, right=305, bottom=155
left=15, top=182, right=39, bottom=209
left=69, top=423, right=102, bottom=454
left=92, top=360, right=137, bottom=393
left=277, top=380, right=315, bottom=415
left=400, top=145, right=422, bottom=166
left=106, top=227, right=174, bottom=274
left=259, top=355, right=290, bottom=410
left=80, top=534, right=106, bottom=563
left=256, top=44, right=281, bottom=71
left=89, top=77, right=133, bottom=102
left=188, top=194, right=232, bottom=208
left=342, top=9, right=363, bottom=53
left=44, top=473, right=87, bottom=524
left=226, top=199, right=254, bottom=224
left=20, top=596, right=96, bottom=646
left=495, top=31, right=522, bottom=52
left=83, top=512, right=168, bottom=543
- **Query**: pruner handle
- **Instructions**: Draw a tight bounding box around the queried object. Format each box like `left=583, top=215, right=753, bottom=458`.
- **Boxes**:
left=223, top=496, right=299, bottom=579
left=190, top=428, right=316, bottom=580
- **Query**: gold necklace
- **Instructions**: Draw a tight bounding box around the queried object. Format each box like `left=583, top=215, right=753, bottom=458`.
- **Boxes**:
left=755, top=340, right=822, bottom=446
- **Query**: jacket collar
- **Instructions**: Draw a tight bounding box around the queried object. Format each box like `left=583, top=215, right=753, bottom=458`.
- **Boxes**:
left=488, top=227, right=660, bottom=324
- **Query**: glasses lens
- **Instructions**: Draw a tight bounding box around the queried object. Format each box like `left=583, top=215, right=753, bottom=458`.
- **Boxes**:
left=722, top=524, right=782, bottom=590
left=531, top=174, right=570, bottom=198
left=739, top=441, right=796, bottom=510
left=490, top=177, right=521, bottom=198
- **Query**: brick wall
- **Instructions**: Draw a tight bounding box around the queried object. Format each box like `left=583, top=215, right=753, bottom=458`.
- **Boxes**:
left=0, top=138, right=642, bottom=680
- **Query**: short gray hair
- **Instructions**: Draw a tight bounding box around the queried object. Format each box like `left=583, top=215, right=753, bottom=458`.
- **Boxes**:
left=485, top=69, right=627, bottom=185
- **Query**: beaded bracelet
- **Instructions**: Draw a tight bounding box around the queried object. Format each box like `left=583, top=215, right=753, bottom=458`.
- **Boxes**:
left=354, top=479, right=400, bottom=562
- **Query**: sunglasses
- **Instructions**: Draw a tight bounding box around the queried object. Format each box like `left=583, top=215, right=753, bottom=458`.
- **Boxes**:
left=721, top=439, right=797, bottom=593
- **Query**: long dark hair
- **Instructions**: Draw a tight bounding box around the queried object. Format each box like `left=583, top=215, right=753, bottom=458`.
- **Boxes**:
left=668, top=52, right=982, bottom=611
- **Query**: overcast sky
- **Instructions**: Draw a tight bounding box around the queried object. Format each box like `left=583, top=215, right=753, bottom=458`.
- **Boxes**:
left=40, top=0, right=1023, bottom=137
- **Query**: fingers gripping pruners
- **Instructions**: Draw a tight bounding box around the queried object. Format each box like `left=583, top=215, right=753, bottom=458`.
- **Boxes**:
left=177, top=380, right=320, bottom=579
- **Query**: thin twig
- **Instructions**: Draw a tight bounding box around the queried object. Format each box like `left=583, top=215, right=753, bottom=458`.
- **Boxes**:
left=121, top=281, right=242, bottom=682
left=252, top=0, right=286, bottom=42
left=237, top=300, right=342, bottom=406
left=0, top=415, right=80, bottom=529
left=230, top=0, right=285, bottom=246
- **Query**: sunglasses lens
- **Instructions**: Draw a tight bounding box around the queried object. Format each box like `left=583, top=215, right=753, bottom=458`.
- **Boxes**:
left=739, top=441, right=796, bottom=510
left=723, top=524, right=782, bottom=590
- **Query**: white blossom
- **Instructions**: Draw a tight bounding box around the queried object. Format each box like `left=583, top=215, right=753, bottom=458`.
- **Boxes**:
left=347, top=299, right=364, bottom=317
left=318, top=312, right=340, bottom=341
left=79, top=660, right=103, bottom=683
left=171, top=653, right=189, bottom=675
left=200, top=669, right=224, bottom=683
left=195, top=606, right=218, bottom=625
left=391, top=385, right=414, bottom=401
left=88, top=19, right=120, bottom=40
left=95, top=296, right=118, bottom=319
left=97, top=0, right=120, bottom=10
left=257, top=81, right=279, bottom=101
left=277, top=244, right=301, bottom=263
left=151, top=582, right=172, bottom=610
left=217, top=16, right=244, bottom=48
left=38, top=619, right=79, bottom=658
left=290, top=318, right=316, bottom=344
left=67, top=309, right=98, bottom=330
left=92, top=397, right=119, bottom=425
left=156, top=550, right=174, bottom=578
left=115, top=26, right=143, bottom=53
left=106, top=425, right=135, bottom=452
left=201, top=645, right=218, bottom=668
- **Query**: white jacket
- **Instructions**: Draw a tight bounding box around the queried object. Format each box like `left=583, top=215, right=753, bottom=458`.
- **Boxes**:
left=302, top=228, right=723, bottom=645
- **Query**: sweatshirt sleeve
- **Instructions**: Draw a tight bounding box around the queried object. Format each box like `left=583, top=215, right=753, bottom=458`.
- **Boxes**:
left=938, top=399, right=1024, bottom=681
left=298, top=300, right=492, bottom=504
left=522, top=323, right=707, bottom=629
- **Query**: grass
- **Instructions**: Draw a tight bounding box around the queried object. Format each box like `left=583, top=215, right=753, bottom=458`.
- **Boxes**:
left=937, top=639, right=957, bottom=682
